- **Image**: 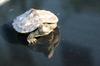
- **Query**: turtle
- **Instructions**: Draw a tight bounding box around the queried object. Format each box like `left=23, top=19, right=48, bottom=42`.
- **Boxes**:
left=12, top=8, right=59, bottom=58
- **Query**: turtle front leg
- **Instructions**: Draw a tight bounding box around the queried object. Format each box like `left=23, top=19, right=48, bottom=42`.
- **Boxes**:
left=27, top=37, right=37, bottom=46
left=27, top=29, right=42, bottom=46
left=27, top=26, right=52, bottom=46
left=27, top=32, right=38, bottom=46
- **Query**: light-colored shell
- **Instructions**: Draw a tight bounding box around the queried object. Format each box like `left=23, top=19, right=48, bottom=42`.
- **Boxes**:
left=12, top=9, right=40, bottom=33
left=12, top=8, right=58, bottom=33
left=36, top=10, right=58, bottom=23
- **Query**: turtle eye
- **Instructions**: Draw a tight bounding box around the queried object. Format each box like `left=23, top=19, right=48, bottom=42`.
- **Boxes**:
left=43, top=23, right=53, bottom=24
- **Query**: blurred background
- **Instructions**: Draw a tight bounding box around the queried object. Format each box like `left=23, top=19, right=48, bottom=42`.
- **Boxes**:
left=0, top=0, right=100, bottom=66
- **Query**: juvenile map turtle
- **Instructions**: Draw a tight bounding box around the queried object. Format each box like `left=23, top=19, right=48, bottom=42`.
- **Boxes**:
left=12, top=8, right=59, bottom=58
left=12, top=8, right=58, bottom=45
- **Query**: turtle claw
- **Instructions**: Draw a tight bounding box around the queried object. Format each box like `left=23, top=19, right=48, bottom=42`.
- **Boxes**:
left=27, top=38, right=37, bottom=46
left=32, top=38, right=37, bottom=44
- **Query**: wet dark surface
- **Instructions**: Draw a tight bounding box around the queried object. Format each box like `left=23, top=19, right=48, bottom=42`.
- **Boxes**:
left=0, top=0, right=100, bottom=66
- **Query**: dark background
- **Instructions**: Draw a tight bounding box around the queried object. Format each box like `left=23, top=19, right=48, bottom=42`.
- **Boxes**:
left=0, top=0, right=100, bottom=66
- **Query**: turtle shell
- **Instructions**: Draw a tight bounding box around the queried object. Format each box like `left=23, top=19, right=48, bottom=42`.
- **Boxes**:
left=12, top=9, right=41, bottom=33
left=12, top=8, right=58, bottom=33
left=36, top=10, right=58, bottom=23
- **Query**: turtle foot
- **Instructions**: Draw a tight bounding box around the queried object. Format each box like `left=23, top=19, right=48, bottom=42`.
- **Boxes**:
left=27, top=38, right=37, bottom=46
